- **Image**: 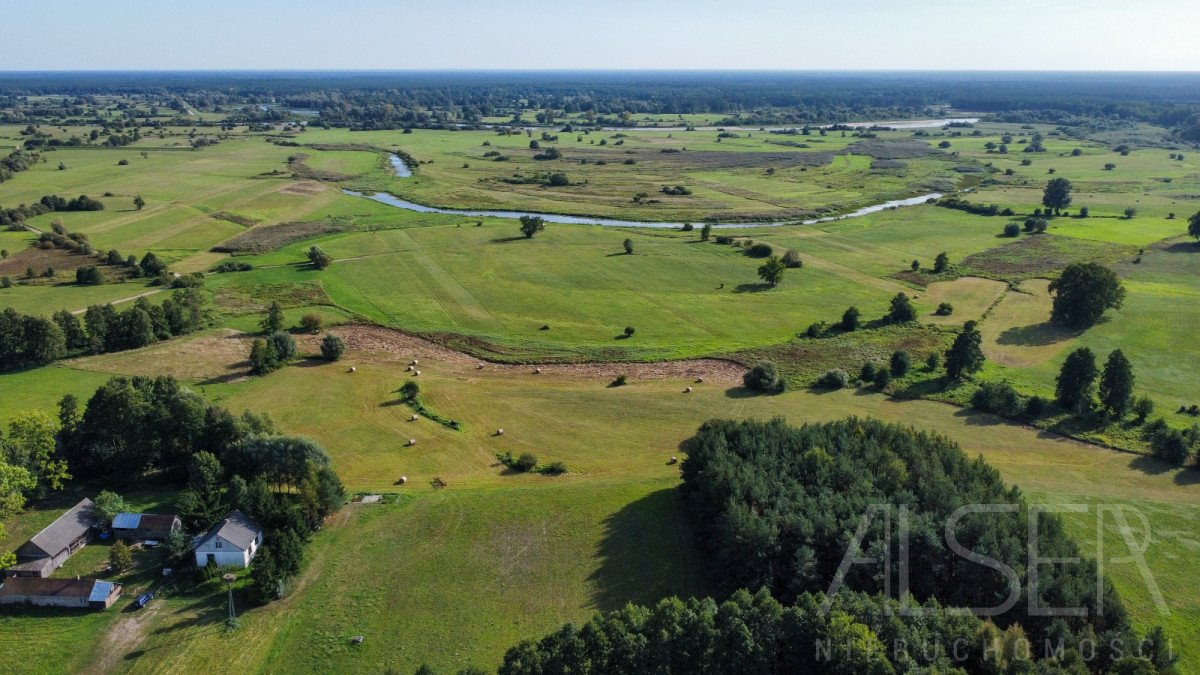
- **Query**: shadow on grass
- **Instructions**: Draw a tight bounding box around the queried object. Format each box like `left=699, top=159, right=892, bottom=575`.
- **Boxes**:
left=724, top=385, right=777, bottom=399
left=490, top=236, right=529, bottom=244
left=587, top=488, right=711, bottom=613
left=733, top=282, right=773, bottom=293
left=995, top=321, right=1081, bottom=347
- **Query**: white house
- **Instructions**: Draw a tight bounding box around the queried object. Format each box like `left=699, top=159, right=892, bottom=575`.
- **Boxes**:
left=193, top=511, right=263, bottom=569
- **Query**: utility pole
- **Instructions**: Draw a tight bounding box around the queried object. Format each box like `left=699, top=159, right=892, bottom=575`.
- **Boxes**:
left=223, top=572, right=238, bottom=621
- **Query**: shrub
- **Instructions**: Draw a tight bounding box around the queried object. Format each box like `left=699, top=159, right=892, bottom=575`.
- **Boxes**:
left=887, top=293, right=916, bottom=323
left=890, top=350, right=911, bottom=377
left=745, top=243, right=773, bottom=258
left=1025, top=395, right=1048, bottom=419
left=1150, top=427, right=1190, bottom=464
left=399, top=380, right=421, bottom=400
left=859, top=362, right=878, bottom=383
left=971, top=380, right=1023, bottom=417
left=1003, top=223, right=1021, bottom=237
left=110, top=540, right=133, bottom=571
left=299, top=314, right=323, bottom=333
left=320, top=333, right=345, bottom=361
left=804, top=322, right=824, bottom=338
left=840, top=306, right=860, bottom=332
left=781, top=249, right=803, bottom=268
left=681, top=223, right=694, bottom=232
left=814, top=370, right=849, bottom=389
left=1132, top=396, right=1155, bottom=424
left=873, top=367, right=891, bottom=389
left=743, top=361, right=785, bottom=394
left=75, top=265, right=104, bottom=285
left=935, top=302, right=954, bottom=316
left=1079, top=206, right=1089, bottom=218
left=925, top=352, right=941, bottom=371
left=307, top=245, right=332, bottom=270
left=612, top=374, right=628, bottom=387
left=547, top=172, right=569, bottom=186
left=1124, top=207, right=1137, bottom=219
left=623, top=238, right=633, bottom=255
left=623, top=326, right=635, bottom=337
left=540, top=461, right=567, bottom=476
left=514, top=452, right=538, bottom=473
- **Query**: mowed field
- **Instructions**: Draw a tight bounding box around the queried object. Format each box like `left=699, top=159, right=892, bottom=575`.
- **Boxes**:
left=4, top=117, right=1200, bottom=673
left=3, top=333, right=1200, bottom=672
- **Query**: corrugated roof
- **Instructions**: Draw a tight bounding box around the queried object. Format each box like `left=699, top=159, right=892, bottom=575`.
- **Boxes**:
left=88, top=581, right=116, bottom=603
left=199, top=510, right=262, bottom=551
left=27, top=499, right=95, bottom=557
left=112, top=513, right=142, bottom=530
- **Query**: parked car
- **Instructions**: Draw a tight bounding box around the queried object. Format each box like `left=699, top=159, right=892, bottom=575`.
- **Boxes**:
left=134, top=592, right=154, bottom=609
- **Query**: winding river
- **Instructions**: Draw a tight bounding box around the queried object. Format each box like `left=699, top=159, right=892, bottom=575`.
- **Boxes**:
left=346, top=153, right=941, bottom=230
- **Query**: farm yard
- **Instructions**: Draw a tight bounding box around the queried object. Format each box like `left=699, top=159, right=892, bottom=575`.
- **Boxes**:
left=2, top=70, right=1200, bottom=674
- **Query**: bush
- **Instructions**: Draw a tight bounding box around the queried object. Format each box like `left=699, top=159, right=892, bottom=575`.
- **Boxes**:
left=307, top=245, right=332, bottom=270
left=745, top=243, right=773, bottom=258
left=859, top=362, right=877, bottom=383
left=803, top=322, right=824, bottom=338
left=890, top=350, right=911, bottom=377
left=540, top=461, right=567, bottom=475
left=925, top=352, right=941, bottom=371
left=547, top=172, right=569, bottom=186
left=781, top=249, right=803, bottom=268
left=1003, top=223, right=1021, bottom=237
left=873, top=367, right=891, bottom=389
left=399, top=380, right=421, bottom=400
left=320, top=333, right=345, bottom=361
left=840, top=306, right=860, bottom=332
left=623, top=326, right=635, bottom=337
left=887, top=292, right=916, bottom=323
left=1025, top=395, right=1049, bottom=419
left=1150, top=427, right=1190, bottom=464
left=212, top=259, right=253, bottom=273
left=743, top=361, right=785, bottom=394
left=514, top=452, right=538, bottom=473
left=611, top=374, right=628, bottom=387
left=299, top=314, right=323, bottom=333
left=681, top=223, right=694, bottom=232
left=110, top=540, right=133, bottom=571
left=971, top=380, right=1023, bottom=417
left=814, top=369, right=849, bottom=389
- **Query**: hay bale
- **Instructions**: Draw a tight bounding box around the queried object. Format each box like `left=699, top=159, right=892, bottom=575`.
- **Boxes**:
left=411, top=359, right=419, bottom=366
left=477, top=363, right=486, bottom=369
left=397, top=476, right=407, bottom=485
left=406, top=365, right=413, bottom=371
left=668, top=456, right=678, bottom=465
left=407, top=438, right=417, bottom=446
left=695, top=376, right=704, bottom=383
left=414, top=370, right=421, bottom=376
left=684, top=386, right=692, bottom=393
left=410, top=414, right=419, bottom=421
left=495, top=428, right=504, bottom=436
left=533, top=367, right=542, bottom=374
left=351, top=635, right=364, bottom=645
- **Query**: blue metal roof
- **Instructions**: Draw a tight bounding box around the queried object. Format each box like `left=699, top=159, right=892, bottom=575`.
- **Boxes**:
left=88, top=581, right=115, bottom=603
left=112, top=513, right=142, bottom=529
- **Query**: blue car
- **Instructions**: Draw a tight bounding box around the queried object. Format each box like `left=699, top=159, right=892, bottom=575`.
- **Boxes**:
left=134, top=592, right=154, bottom=609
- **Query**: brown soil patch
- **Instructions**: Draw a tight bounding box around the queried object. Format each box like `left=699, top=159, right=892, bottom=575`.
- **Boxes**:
left=0, top=245, right=105, bottom=276
left=308, top=325, right=746, bottom=384
left=212, top=219, right=346, bottom=253
left=278, top=181, right=327, bottom=196
left=69, top=329, right=253, bottom=382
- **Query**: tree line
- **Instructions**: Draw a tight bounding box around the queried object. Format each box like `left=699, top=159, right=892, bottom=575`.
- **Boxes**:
left=0, top=288, right=205, bottom=370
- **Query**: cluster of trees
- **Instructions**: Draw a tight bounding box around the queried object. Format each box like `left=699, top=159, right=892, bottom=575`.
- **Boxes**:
left=936, top=196, right=1010, bottom=217
left=54, top=375, right=344, bottom=602
left=0, top=411, right=72, bottom=566
left=678, top=417, right=1146, bottom=666
left=0, top=149, right=40, bottom=184
left=37, top=193, right=105, bottom=212
left=500, top=588, right=1173, bottom=674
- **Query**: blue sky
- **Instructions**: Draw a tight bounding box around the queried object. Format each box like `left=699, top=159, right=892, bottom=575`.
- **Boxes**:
left=7, top=0, right=1199, bottom=70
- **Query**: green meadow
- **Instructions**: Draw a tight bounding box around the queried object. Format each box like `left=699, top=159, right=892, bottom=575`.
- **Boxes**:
left=3, top=114, right=1200, bottom=673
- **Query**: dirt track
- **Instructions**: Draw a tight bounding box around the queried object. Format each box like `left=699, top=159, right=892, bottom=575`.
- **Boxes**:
left=313, top=325, right=747, bottom=384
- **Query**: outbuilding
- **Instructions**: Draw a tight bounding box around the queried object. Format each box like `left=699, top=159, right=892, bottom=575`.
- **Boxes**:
left=0, top=577, right=122, bottom=610
left=112, top=513, right=183, bottom=542
left=7, top=499, right=96, bottom=578
left=193, top=511, right=264, bottom=569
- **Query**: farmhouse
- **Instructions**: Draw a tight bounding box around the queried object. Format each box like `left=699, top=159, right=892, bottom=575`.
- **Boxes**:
left=112, top=512, right=183, bottom=541
left=0, top=577, right=122, bottom=610
left=6, top=499, right=96, bottom=578
left=194, top=510, right=263, bottom=569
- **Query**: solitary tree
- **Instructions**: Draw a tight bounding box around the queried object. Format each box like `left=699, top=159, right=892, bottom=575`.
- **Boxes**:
left=743, top=361, right=785, bottom=393
left=307, top=245, right=332, bottom=270
left=1188, top=211, right=1200, bottom=242
left=133, top=195, right=145, bottom=210
left=890, top=350, right=911, bottom=377
left=1056, top=347, right=1098, bottom=413
left=840, top=306, right=861, bottom=332
left=933, top=252, right=949, bottom=274
left=110, top=540, right=133, bottom=572
left=261, top=301, right=285, bottom=334
left=757, top=255, right=786, bottom=287
left=1048, top=262, right=1125, bottom=329
left=1042, top=177, right=1073, bottom=215
left=623, top=238, right=634, bottom=255
left=700, top=223, right=712, bottom=241
left=519, top=215, right=545, bottom=239
left=887, top=293, right=916, bottom=323
left=944, top=320, right=984, bottom=380
left=1098, top=349, right=1134, bottom=418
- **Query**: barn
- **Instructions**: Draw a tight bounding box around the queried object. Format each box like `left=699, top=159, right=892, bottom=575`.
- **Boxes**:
left=112, top=513, right=183, bottom=541
left=193, top=511, right=263, bottom=569
left=0, top=577, right=122, bottom=610
left=6, top=499, right=96, bottom=578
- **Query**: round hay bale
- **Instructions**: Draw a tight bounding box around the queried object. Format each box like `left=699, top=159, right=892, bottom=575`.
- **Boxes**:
left=406, top=365, right=413, bottom=372
left=349, top=366, right=357, bottom=373
left=477, top=363, right=486, bottom=369
left=414, top=370, right=421, bottom=376
left=534, top=367, right=542, bottom=374
left=495, top=428, right=504, bottom=436
left=411, top=359, right=419, bottom=366
left=668, top=456, right=678, bottom=465
left=695, top=376, right=704, bottom=383
left=398, top=476, right=407, bottom=485
left=407, top=438, right=417, bottom=446
left=684, top=386, right=692, bottom=393
left=410, top=414, right=419, bottom=421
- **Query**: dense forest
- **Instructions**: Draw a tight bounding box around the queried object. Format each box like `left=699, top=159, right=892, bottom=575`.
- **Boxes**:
left=1, top=71, right=1198, bottom=135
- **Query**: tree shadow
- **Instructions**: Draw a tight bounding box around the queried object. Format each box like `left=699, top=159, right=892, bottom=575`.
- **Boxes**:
left=586, top=488, right=712, bottom=613
left=490, top=236, right=529, bottom=244
left=995, top=322, right=1080, bottom=347
left=724, top=386, right=768, bottom=399
left=1162, top=241, right=1200, bottom=254
left=733, top=283, right=773, bottom=293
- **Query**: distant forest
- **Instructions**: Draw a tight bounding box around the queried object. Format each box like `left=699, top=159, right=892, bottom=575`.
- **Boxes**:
left=2, top=70, right=1199, bottom=136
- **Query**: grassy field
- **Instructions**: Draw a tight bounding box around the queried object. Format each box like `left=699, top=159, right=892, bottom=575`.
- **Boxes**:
left=6, top=337, right=1200, bottom=672
left=4, top=116, right=1200, bottom=673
